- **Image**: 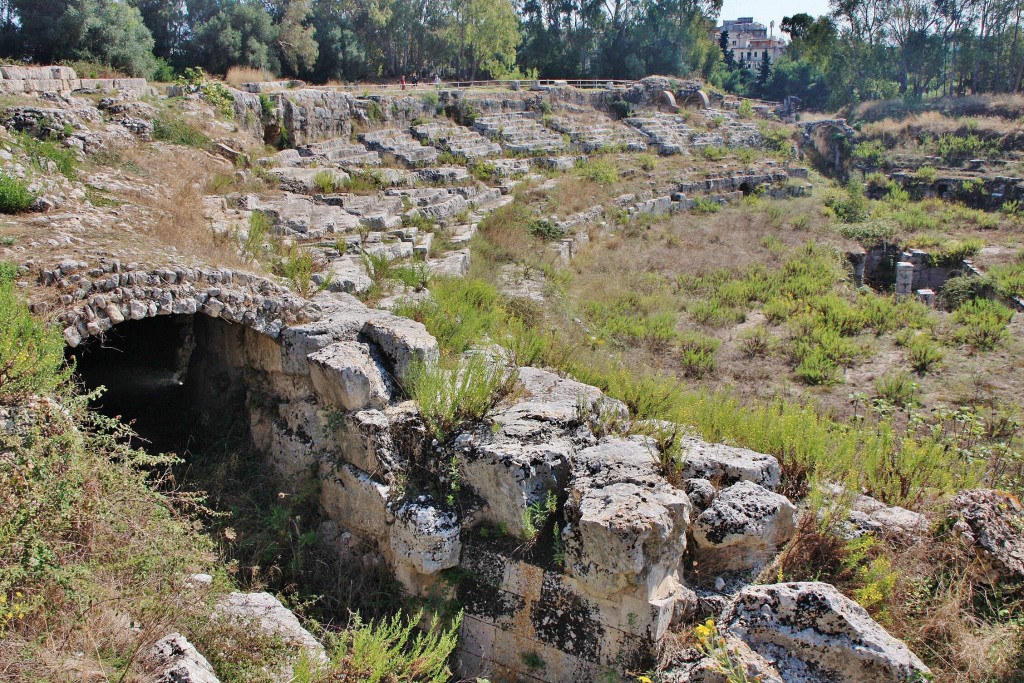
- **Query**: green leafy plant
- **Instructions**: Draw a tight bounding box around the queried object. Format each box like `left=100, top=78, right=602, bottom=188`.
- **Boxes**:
left=692, top=197, right=721, bottom=214
left=0, top=175, right=36, bottom=214
left=0, top=264, right=70, bottom=401
left=313, top=170, right=342, bottom=194
left=874, top=371, right=918, bottom=408
left=318, top=610, right=461, bottom=683
left=403, top=355, right=519, bottom=441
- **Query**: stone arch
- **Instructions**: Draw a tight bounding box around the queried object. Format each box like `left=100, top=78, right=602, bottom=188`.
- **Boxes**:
left=32, top=262, right=308, bottom=348
left=676, top=88, right=710, bottom=109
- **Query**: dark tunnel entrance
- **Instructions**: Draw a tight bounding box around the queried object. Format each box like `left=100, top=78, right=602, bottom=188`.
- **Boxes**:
left=66, top=314, right=252, bottom=460
left=67, top=315, right=198, bottom=455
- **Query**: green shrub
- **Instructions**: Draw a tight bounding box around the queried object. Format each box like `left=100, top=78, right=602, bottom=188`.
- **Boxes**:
left=739, top=325, right=771, bottom=358
left=825, top=180, right=870, bottom=223
left=528, top=218, right=566, bottom=240
left=837, top=220, right=896, bottom=245
left=794, top=348, right=841, bottom=385
left=313, top=170, right=341, bottom=194
left=404, top=355, right=518, bottom=441
left=934, top=133, right=997, bottom=162
left=737, top=100, right=755, bottom=118
left=469, top=160, right=497, bottom=182
left=243, top=210, right=274, bottom=261
left=275, top=246, right=325, bottom=297
left=952, top=298, right=1013, bottom=350
left=688, top=299, right=743, bottom=326
left=319, top=610, right=461, bottom=683
left=874, top=371, right=918, bottom=408
left=702, top=145, right=727, bottom=161
left=692, top=197, right=721, bottom=214
left=913, top=165, right=938, bottom=183
left=939, top=274, right=993, bottom=310
left=679, top=333, right=719, bottom=378
left=907, top=336, right=944, bottom=373
left=0, top=175, right=36, bottom=214
left=758, top=122, right=791, bottom=154
left=152, top=115, right=211, bottom=149
left=395, top=277, right=507, bottom=355
left=852, top=140, right=887, bottom=167
left=0, top=265, right=70, bottom=401
left=637, top=154, right=656, bottom=171
left=576, top=159, right=618, bottom=185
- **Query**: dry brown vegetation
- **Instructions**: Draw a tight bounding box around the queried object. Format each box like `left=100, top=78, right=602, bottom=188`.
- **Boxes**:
left=225, top=66, right=277, bottom=87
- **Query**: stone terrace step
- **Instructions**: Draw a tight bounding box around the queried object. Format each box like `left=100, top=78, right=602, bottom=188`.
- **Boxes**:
left=546, top=116, right=648, bottom=153
left=411, top=123, right=502, bottom=160
left=361, top=128, right=440, bottom=167
left=473, top=113, right=566, bottom=155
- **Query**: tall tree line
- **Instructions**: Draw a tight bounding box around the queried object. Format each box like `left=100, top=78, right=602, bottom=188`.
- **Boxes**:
left=3, top=0, right=1022, bottom=109
left=727, top=0, right=1024, bottom=108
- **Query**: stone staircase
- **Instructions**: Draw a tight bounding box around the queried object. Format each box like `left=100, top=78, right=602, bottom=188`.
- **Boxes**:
left=361, top=128, right=440, bottom=166
left=411, top=122, right=501, bottom=160
left=473, top=113, right=566, bottom=154
left=625, top=115, right=698, bottom=154
left=546, top=115, right=648, bottom=152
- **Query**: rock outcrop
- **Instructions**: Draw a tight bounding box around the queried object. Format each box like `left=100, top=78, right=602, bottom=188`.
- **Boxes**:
left=692, top=480, right=796, bottom=572
left=143, top=633, right=220, bottom=683
left=721, top=582, right=931, bottom=683
left=951, top=489, right=1024, bottom=582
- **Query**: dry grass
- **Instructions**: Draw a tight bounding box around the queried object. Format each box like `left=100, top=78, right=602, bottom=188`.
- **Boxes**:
left=850, top=94, right=1024, bottom=123
left=225, top=66, right=277, bottom=88
left=111, top=145, right=251, bottom=270
left=861, top=112, right=1019, bottom=144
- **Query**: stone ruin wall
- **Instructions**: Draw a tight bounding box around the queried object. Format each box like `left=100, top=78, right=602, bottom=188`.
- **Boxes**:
left=0, top=65, right=151, bottom=97
left=33, top=259, right=703, bottom=682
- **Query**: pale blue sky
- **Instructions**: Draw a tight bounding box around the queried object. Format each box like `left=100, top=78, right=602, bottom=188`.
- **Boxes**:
left=718, top=0, right=832, bottom=37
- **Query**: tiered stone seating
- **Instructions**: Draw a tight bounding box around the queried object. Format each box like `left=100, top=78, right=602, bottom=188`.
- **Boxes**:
left=473, top=113, right=566, bottom=154
left=545, top=116, right=647, bottom=152
left=361, top=128, right=440, bottom=166
left=304, top=139, right=382, bottom=165
left=624, top=115, right=696, bottom=154
left=411, top=122, right=501, bottom=160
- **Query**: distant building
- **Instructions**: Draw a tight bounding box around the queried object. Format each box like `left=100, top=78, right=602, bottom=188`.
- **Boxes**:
left=716, top=17, right=787, bottom=66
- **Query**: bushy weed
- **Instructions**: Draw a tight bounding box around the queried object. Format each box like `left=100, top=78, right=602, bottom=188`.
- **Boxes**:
left=404, top=354, right=518, bottom=441
left=0, top=175, right=35, bottom=214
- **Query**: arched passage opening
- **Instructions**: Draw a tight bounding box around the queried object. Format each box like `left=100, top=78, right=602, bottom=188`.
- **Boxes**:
left=64, top=312, right=404, bottom=621
left=66, top=314, right=250, bottom=457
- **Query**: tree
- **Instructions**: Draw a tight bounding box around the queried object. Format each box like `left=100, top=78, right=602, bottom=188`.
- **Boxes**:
left=273, top=0, right=318, bottom=76
left=781, top=13, right=815, bottom=40
left=11, top=0, right=156, bottom=76
left=758, top=49, right=771, bottom=86
left=446, top=0, right=521, bottom=80
left=190, top=0, right=279, bottom=74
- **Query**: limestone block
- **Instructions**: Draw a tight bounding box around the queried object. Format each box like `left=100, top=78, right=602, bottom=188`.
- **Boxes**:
left=215, top=592, right=326, bottom=667
left=319, top=463, right=392, bottom=540
left=692, top=480, right=796, bottom=572
left=360, top=314, right=439, bottom=380
left=564, top=438, right=690, bottom=598
left=142, top=633, right=220, bottom=683
left=722, top=582, right=931, bottom=683
left=662, top=639, right=782, bottom=683
left=279, top=293, right=372, bottom=374
left=678, top=438, right=781, bottom=490
left=308, top=341, right=392, bottom=411
left=390, top=496, right=461, bottom=574
left=950, top=488, right=1024, bottom=583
